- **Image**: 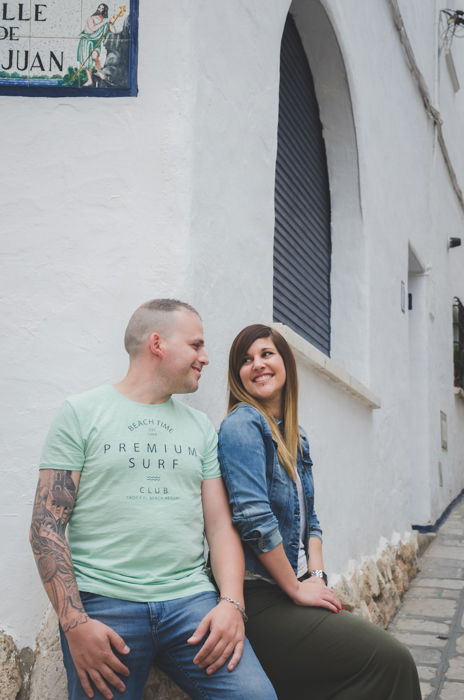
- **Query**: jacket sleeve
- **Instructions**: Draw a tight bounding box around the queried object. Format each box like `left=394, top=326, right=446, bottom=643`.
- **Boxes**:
left=218, top=407, right=283, bottom=555
left=309, top=509, right=323, bottom=540
left=299, top=427, right=323, bottom=540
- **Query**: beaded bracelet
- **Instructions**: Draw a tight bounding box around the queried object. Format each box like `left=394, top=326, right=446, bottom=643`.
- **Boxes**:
left=218, top=595, right=248, bottom=622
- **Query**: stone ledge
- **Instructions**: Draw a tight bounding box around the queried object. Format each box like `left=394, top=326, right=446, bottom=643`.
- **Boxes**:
left=10, top=531, right=421, bottom=698
left=330, top=531, right=419, bottom=628
left=272, top=323, right=381, bottom=409
left=0, top=631, right=22, bottom=700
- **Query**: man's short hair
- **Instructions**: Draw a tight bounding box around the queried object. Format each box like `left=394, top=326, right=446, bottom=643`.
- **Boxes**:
left=124, top=299, right=200, bottom=357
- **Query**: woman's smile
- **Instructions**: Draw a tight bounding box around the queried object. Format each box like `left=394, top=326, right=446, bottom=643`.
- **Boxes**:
left=253, top=373, right=273, bottom=383
left=239, top=337, right=286, bottom=415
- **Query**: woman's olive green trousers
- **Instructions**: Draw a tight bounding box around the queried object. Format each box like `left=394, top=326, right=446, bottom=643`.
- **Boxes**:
left=244, top=581, right=421, bottom=700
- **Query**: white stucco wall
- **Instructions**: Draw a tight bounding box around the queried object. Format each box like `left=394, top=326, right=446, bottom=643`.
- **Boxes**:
left=1, top=0, right=206, bottom=649
left=1, top=0, right=464, bottom=656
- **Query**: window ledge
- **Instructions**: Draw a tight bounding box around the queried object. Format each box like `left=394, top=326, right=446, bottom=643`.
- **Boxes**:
left=454, top=387, right=464, bottom=399
left=272, top=323, right=381, bottom=410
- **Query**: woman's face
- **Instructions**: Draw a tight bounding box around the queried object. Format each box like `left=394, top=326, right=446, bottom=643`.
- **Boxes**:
left=239, top=336, right=286, bottom=416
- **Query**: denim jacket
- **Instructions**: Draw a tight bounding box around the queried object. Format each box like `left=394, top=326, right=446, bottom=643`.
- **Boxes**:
left=218, top=403, right=322, bottom=579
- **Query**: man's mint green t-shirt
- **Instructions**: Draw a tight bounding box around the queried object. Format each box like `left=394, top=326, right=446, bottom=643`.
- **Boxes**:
left=39, top=385, right=220, bottom=602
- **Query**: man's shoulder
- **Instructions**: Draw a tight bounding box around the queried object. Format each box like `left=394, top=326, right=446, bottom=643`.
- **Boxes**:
left=65, top=384, right=113, bottom=411
left=171, top=397, right=215, bottom=431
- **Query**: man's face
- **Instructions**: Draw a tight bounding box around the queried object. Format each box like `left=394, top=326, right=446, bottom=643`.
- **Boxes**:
left=159, top=310, right=209, bottom=394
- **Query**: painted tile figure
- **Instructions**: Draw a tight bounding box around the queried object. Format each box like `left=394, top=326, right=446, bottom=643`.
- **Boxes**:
left=76, top=4, right=126, bottom=86
left=0, top=1, right=137, bottom=94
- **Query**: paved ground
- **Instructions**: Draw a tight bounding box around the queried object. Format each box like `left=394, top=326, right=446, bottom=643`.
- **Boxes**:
left=388, top=498, right=464, bottom=700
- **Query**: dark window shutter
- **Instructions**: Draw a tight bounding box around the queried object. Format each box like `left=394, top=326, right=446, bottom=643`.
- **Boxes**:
left=273, top=14, right=331, bottom=355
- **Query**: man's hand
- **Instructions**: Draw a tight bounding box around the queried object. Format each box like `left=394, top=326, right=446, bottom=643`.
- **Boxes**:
left=187, top=600, right=245, bottom=675
left=65, top=618, right=130, bottom=700
left=291, top=576, right=342, bottom=613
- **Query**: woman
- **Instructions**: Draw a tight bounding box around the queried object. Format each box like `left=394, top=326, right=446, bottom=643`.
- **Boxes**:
left=218, top=324, right=421, bottom=700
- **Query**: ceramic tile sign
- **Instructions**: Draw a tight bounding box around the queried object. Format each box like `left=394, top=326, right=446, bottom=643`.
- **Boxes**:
left=0, top=1, right=138, bottom=96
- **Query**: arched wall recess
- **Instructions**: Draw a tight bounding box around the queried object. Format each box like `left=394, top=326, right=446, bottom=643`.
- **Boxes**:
left=278, top=0, right=368, bottom=381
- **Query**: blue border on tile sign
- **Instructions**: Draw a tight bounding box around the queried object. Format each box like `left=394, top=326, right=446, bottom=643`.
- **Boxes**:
left=0, top=0, right=139, bottom=97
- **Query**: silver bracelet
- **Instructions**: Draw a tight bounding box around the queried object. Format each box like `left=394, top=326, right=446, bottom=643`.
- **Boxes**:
left=309, top=569, right=328, bottom=586
left=218, top=595, right=248, bottom=622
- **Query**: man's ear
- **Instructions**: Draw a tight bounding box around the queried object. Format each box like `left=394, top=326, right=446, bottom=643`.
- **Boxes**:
left=148, top=332, right=165, bottom=358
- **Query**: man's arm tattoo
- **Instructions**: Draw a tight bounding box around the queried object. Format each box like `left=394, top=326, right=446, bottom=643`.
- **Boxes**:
left=30, top=470, right=88, bottom=631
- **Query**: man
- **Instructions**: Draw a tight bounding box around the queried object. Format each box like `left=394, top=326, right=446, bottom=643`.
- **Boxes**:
left=30, top=299, right=276, bottom=700
left=76, top=4, right=120, bottom=85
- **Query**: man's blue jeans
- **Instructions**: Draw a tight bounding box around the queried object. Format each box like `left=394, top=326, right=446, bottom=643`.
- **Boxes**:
left=60, top=590, right=277, bottom=700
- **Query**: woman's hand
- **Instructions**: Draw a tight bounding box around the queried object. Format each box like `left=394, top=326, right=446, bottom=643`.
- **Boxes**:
left=291, top=576, right=342, bottom=612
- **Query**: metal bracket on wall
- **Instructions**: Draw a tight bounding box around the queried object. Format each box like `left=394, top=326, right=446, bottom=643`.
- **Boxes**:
left=445, top=49, right=460, bottom=92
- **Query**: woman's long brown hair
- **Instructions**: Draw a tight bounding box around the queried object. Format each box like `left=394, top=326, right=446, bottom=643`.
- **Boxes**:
left=227, top=324, right=300, bottom=479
